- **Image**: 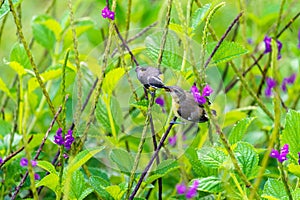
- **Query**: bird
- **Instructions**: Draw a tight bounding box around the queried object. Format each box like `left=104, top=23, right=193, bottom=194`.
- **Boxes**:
left=135, top=66, right=166, bottom=91
left=165, top=86, right=208, bottom=123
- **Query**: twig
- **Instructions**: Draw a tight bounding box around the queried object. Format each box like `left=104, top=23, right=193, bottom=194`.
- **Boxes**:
left=129, top=117, right=177, bottom=200
left=113, top=23, right=139, bottom=66
left=0, top=136, right=33, bottom=168
left=204, top=12, right=243, bottom=68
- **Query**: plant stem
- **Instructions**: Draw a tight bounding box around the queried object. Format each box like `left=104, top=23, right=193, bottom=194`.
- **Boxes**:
left=129, top=117, right=177, bottom=200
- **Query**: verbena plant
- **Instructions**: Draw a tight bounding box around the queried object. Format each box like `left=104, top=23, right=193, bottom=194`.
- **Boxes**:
left=0, top=0, right=300, bottom=199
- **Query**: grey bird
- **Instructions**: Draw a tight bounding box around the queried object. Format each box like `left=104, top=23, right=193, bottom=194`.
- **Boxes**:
left=165, top=86, right=208, bottom=123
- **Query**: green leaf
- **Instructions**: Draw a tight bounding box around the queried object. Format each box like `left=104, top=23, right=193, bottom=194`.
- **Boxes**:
left=0, top=120, right=11, bottom=138
left=169, top=23, right=193, bottom=37
left=262, top=178, right=288, bottom=200
left=10, top=43, right=31, bottom=69
left=198, top=176, right=223, bottom=193
left=191, top=4, right=211, bottom=29
left=37, top=161, right=58, bottom=174
left=106, top=185, right=125, bottom=200
left=102, top=68, right=125, bottom=96
left=67, top=148, right=104, bottom=175
left=145, top=159, right=179, bottom=184
left=145, top=31, right=183, bottom=71
left=282, top=110, right=300, bottom=161
left=206, top=41, right=248, bottom=65
left=0, top=78, right=13, bottom=99
left=234, top=142, right=259, bottom=178
left=69, top=170, right=93, bottom=200
left=36, top=173, right=59, bottom=194
left=288, top=163, right=300, bottom=178
left=63, top=18, right=94, bottom=49
left=8, top=61, right=26, bottom=77
left=95, top=97, right=122, bottom=135
left=130, top=99, right=149, bottom=111
left=0, top=0, right=20, bottom=19
left=223, top=109, right=248, bottom=127
left=32, top=15, right=56, bottom=50
left=197, top=147, right=226, bottom=169
left=109, top=148, right=134, bottom=174
left=28, top=69, right=61, bottom=93
left=89, top=176, right=114, bottom=200
left=228, top=118, right=254, bottom=145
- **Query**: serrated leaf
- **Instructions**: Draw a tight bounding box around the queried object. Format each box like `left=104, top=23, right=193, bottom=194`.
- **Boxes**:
left=69, top=170, right=91, bottom=200
left=288, top=163, right=300, bottom=178
left=110, top=148, right=134, bottom=174
left=36, top=173, right=59, bottom=194
left=282, top=110, right=300, bottom=160
left=262, top=179, right=288, bottom=200
left=32, top=15, right=56, bottom=50
left=89, top=176, right=114, bottom=200
left=102, top=68, right=125, bottom=96
left=198, top=176, right=222, bottom=193
left=145, top=159, right=179, bottom=184
left=197, top=147, right=226, bottom=169
left=191, top=4, right=211, bottom=29
left=234, top=142, right=259, bottom=178
left=8, top=61, right=26, bottom=77
left=145, top=31, right=183, bottom=71
left=0, top=78, right=13, bottom=99
left=0, top=0, right=20, bottom=19
left=228, top=118, right=254, bottom=145
left=206, top=41, right=248, bottom=65
left=37, top=161, right=58, bottom=174
left=10, top=43, right=31, bottom=69
left=67, top=148, right=104, bottom=175
left=28, top=69, right=62, bottom=93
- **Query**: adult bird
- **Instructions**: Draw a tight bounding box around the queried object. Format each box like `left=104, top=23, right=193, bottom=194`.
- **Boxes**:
left=135, top=66, right=166, bottom=91
left=165, top=86, right=209, bottom=123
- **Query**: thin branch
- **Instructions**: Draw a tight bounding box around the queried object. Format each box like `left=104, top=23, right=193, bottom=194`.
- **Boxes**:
left=204, top=12, right=243, bottom=68
left=129, top=117, right=177, bottom=200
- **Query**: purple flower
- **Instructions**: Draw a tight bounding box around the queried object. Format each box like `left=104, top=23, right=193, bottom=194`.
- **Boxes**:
left=34, top=173, right=40, bottom=180
left=270, top=144, right=289, bottom=163
left=20, top=158, right=28, bottom=167
left=0, top=157, right=3, bottom=164
left=186, top=187, right=197, bottom=199
left=263, top=36, right=283, bottom=60
left=190, top=84, right=213, bottom=104
left=155, top=97, right=165, bottom=107
left=185, top=180, right=199, bottom=199
left=265, top=77, right=276, bottom=98
left=64, top=129, right=74, bottom=150
left=31, top=160, right=37, bottom=167
left=54, top=128, right=64, bottom=146
left=202, top=85, right=213, bottom=97
left=176, top=183, right=187, bottom=195
left=101, top=6, right=115, bottom=20
left=270, top=149, right=280, bottom=158
left=63, top=153, right=69, bottom=159
left=281, top=74, right=296, bottom=93
left=264, top=36, right=272, bottom=53
left=168, top=135, right=177, bottom=146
